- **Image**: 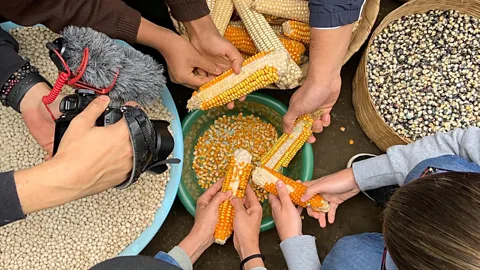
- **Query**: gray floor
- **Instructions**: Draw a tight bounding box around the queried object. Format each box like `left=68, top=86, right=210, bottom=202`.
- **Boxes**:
left=141, top=0, right=402, bottom=268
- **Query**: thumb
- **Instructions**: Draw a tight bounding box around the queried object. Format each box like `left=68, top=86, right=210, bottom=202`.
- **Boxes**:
left=197, top=56, right=222, bottom=76
left=276, top=181, right=292, bottom=205
left=301, top=183, right=323, bottom=203
left=231, top=197, right=246, bottom=213
left=75, top=95, right=110, bottom=128
left=226, top=45, right=243, bottom=74
left=210, top=191, right=232, bottom=207
left=283, top=107, right=301, bottom=134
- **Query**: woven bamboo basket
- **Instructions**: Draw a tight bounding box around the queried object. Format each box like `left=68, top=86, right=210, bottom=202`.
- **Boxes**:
left=170, top=0, right=380, bottom=89
left=352, top=0, right=480, bottom=151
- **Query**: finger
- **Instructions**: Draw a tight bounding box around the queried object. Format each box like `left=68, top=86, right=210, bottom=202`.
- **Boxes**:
left=73, top=95, right=110, bottom=128
left=245, top=185, right=261, bottom=208
left=306, top=135, right=317, bottom=144
left=197, top=57, right=222, bottom=76
left=312, top=120, right=324, bottom=133
left=268, top=193, right=281, bottom=210
left=227, top=102, right=235, bottom=110
left=283, top=109, right=299, bottom=134
left=209, top=190, right=232, bottom=207
left=276, top=181, right=292, bottom=205
left=322, top=113, right=331, bottom=127
left=197, top=179, right=224, bottom=206
left=231, top=197, right=246, bottom=213
left=196, top=68, right=208, bottom=77
left=225, top=45, right=244, bottom=74
left=319, top=213, right=327, bottom=228
left=239, top=96, right=246, bottom=102
left=124, top=101, right=140, bottom=108
left=328, top=203, right=339, bottom=224
left=301, top=181, right=325, bottom=203
left=296, top=206, right=303, bottom=215
left=185, top=72, right=215, bottom=88
left=306, top=207, right=318, bottom=218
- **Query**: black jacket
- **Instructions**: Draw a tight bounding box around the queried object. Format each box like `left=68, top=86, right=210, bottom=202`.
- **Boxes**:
left=309, top=0, right=366, bottom=28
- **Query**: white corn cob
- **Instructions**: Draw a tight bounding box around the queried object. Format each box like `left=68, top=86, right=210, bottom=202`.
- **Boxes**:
left=207, top=0, right=216, bottom=10
left=232, top=0, right=302, bottom=89
left=252, top=0, right=309, bottom=23
left=211, top=0, right=234, bottom=35
left=271, top=24, right=283, bottom=35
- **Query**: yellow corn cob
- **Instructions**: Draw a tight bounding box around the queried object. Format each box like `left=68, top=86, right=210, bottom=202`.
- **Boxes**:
left=252, top=166, right=330, bottom=212
left=271, top=24, right=283, bottom=35
left=224, top=24, right=257, bottom=55
left=260, top=114, right=314, bottom=171
left=240, top=52, right=252, bottom=60
left=211, top=0, right=234, bottom=35
left=279, top=36, right=306, bottom=65
left=187, top=50, right=291, bottom=111
left=252, top=0, right=309, bottom=23
left=214, top=149, right=253, bottom=245
left=283, top=20, right=310, bottom=44
left=232, top=0, right=302, bottom=89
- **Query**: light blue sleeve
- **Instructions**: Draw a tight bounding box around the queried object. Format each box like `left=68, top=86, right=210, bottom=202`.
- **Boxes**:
left=280, top=235, right=321, bottom=270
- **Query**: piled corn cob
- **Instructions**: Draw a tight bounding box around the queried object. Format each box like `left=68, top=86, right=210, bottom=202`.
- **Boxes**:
left=210, top=0, right=234, bottom=35
left=214, top=149, right=253, bottom=245
left=252, top=0, right=309, bottom=23
left=232, top=0, right=302, bottom=89
left=187, top=49, right=290, bottom=111
left=224, top=24, right=306, bottom=64
left=260, top=114, right=314, bottom=171
left=252, top=166, right=330, bottom=212
left=283, top=20, right=310, bottom=44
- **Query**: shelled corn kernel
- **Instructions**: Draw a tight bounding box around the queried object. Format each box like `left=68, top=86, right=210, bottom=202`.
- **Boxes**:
left=252, top=166, right=330, bottom=212
left=232, top=0, right=302, bottom=89
left=214, top=149, right=253, bottom=244
left=224, top=24, right=306, bottom=64
left=261, top=114, right=314, bottom=171
left=283, top=20, right=310, bottom=44
left=252, top=0, right=309, bottom=23
left=193, top=113, right=277, bottom=201
left=187, top=50, right=291, bottom=111
left=211, top=0, right=234, bottom=35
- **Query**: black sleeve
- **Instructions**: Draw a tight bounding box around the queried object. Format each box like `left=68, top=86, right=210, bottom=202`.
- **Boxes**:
left=0, top=171, right=26, bottom=227
left=0, top=28, right=27, bottom=88
left=309, top=0, right=365, bottom=28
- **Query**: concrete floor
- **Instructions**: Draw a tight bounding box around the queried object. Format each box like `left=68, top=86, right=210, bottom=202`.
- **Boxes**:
left=139, top=0, right=403, bottom=268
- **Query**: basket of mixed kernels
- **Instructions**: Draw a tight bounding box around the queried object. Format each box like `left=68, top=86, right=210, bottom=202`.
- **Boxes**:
left=171, top=0, right=381, bottom=89
left=353, top=0, right=480, bottom=151
left=179, top=93, right=314, bottom=232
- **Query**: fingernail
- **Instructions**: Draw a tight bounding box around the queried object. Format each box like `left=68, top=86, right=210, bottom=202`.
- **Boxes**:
left=277, top=181, right=284, bottom=188
left=226, top=191, right=232, bottom=197
left=98, top=95, right=109, bottom=101
left=300, top=196, right=306, bottom=202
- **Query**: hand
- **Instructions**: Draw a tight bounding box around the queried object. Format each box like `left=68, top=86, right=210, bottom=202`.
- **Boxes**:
left=179, top=179, right=231, bottom=264
left=283, top=75, right=341, bottom=143
left=183, top=15, right=246, bottom=109
left=231, top=185, right=264, bottom=268
left=301, top=168, right=360, bottom=228
left=269, top=180, right=303, bottom=241
left=14, top=96, right=134, bottom=214
left=20, top=82, right=64, bottom=159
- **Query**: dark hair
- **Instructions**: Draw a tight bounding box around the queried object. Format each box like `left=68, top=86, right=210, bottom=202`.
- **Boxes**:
left=383, top=172, right=480, bottom=270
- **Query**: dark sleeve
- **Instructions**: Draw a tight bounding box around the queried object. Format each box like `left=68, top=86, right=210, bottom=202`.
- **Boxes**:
left=0, top=28, right=27, bottom=88
left=164, top=0, right=210, bottom=22
left=308, top=0, right=365, bottom=28
left=0, top=171, right=26, bottom=227
left=0, top=0, right=141, bottom=44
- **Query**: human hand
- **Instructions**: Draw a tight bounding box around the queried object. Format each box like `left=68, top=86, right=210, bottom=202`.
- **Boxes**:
left=231, top=185, right=263, bottom=268
left=179, top=179, right=231, bottom=263
left=301, top=168, right=360, bottom=228
left=283, top=76, right=341, bottom=143
left=20, top=82, right=64, bottom=159
left=269, top=180, right=304, bottom=241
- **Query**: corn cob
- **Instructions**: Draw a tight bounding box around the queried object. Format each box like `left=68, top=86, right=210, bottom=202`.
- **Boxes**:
left=214, top=149, right=253, bottom=245
left=252, top=0, right=309, bottom=23
left=187, top=50, right=291, bottom=111
left=210, top=0, right=234, bottom=35
left=252, top=166, right=330, bottom=212
left=224, top=24, right=305, bottom=64
left=240, top=52, right=252, bottom=60
left=261, top=114, right=314, bottom=171
left=207, top=0, right=216, bottom=10
left=271, top=24, right=283, bottom=35
left=232, top=0, right=302, bottom=89
left=283, top=20, right=310, bottom=44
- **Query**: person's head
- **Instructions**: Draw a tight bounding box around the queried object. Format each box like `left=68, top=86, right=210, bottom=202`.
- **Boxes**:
left=383, top=172, right=480, bottom=270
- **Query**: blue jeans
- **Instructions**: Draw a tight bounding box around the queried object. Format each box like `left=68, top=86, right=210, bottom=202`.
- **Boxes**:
left=322, top=233, right=384, bottom=270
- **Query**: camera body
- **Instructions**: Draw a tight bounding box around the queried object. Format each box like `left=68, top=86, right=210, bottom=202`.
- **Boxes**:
left=52, top=89, right=178, bottom=188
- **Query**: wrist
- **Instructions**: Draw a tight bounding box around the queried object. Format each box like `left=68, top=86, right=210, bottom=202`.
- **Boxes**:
left=240, top=247, right=264, bottom=270
left=183, top=15, right=219, bottom=41
left=280, top=231, right=303, bottom=242
left=178, top=232, right=211, bottom=264
left=239, top=242, right=261, bottom=260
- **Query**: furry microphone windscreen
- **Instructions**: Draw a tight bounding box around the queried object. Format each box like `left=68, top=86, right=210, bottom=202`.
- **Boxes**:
left=60, top=26, right=165, bottom=106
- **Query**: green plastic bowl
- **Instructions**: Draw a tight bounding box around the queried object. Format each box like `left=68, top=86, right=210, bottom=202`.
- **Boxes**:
left=179, top=93, right=314, bottom=232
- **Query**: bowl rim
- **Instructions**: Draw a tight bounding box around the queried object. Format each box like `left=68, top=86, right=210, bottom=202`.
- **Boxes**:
left=0, top=21, right=185, bottom=256
left=179, top=92, right=314, bottom=232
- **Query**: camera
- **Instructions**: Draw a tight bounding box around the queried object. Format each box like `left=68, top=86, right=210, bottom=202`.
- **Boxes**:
left=52, top=89, right=179, bottom=188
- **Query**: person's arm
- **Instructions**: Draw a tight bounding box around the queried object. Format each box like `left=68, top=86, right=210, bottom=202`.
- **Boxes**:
left=280, top=235, right=321, bottom=270
left=352, top=127, right=480, bottom=190
left=0, top=171, right=25, bottom=227
left=0, top=0, right=140, bottom=44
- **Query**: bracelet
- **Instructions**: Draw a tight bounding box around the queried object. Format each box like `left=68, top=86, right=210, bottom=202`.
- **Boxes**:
left=240, top=254, right=265, bottom=270
left=1, top=60, right=37, bottom=99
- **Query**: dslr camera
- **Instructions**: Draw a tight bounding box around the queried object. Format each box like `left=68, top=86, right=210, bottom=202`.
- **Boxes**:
left=53, top=89, right=179, bottom=188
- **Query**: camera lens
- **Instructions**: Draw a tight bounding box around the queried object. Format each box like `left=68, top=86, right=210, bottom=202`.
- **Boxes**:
left=148, top=120, right=175, bottom=174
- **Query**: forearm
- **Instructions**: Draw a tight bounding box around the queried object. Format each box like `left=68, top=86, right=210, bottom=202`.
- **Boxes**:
left=307, top=25, right=353, bottom=84
left=136, top=18, right=181, bottom=54
left=0, top=0, right=140, bottom=43
left=352, top=127, right=480, bottom=190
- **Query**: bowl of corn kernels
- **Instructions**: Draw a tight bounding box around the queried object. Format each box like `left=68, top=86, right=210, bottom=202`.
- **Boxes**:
left=179, top=92, right=314, bottom=233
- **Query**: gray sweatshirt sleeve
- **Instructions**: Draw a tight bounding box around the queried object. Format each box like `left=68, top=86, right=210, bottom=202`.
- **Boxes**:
left=309, top=0, right=365, bottom=28
left=280, top=235, right=321, bottom=270
left=352, top=127, right=480, bottom=190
